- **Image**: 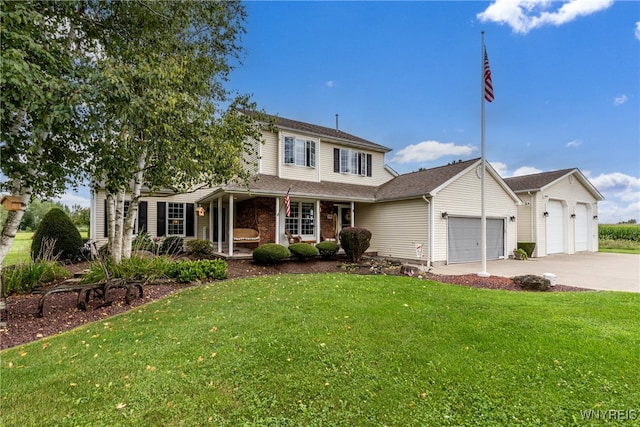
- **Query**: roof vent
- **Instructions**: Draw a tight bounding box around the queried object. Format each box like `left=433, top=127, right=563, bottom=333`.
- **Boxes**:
left=335, top=113, right=339, bottom=132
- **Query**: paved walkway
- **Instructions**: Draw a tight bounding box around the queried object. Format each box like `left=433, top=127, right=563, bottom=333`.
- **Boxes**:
left=428, top=252, right=639, bottom=292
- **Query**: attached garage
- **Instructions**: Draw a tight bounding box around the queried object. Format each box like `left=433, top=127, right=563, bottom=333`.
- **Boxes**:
left=546, top=200, right=565, bottom=254
left=448, top=217, right=505, bottom=263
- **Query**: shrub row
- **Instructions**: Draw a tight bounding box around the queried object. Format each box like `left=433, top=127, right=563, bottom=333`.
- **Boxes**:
left=166, top=259, right=227, bottom=283
left=599, top=224, right=640, bottom=242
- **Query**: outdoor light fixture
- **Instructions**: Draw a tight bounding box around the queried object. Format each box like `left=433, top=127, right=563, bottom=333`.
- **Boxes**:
left=441, top=212, right=448, bottom=219
left=509, top=215, right=516, bottom=222
left=543, top=211, right=549, bottom=217
left=593, top=215, right=598, bottom=220
left=570, top=213, right=576, bottom=218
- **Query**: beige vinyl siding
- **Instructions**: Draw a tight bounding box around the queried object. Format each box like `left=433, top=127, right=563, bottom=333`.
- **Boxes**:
left=242, top=136, right=261, bottom=175
left=278, top=132, right=321, bottom=182
left=92, top=189, right=213, bottom=247
left=516, top=192, right=534, bottom=243
left=259, top=130, right=278, bottom=176
left=357, top=200, right=429, bottom=261
left=321, top=142, right=393, bottom=186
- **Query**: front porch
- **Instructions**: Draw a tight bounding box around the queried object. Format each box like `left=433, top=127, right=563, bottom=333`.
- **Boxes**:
left=196, top=191, right=355, bottom=259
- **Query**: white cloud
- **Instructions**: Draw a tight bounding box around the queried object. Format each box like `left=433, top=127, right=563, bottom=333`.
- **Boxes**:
left=490, top=161, right=508, bottom=177
left=54, top=191, right=91, bottom=209
left=635, top=21, right=640, bottom=40
left=566, top=139, right=582, bottom=148
left=512, top=166, right=544, bottom=177
left=614, top=94, right=628, bottom=106
left=477, top=0, right=614, bottom=34
left=587, top=172, right=640, bottom=223
left=390, top=140, right=475, bottom=164
left=325, top=80, right=335, bottom=88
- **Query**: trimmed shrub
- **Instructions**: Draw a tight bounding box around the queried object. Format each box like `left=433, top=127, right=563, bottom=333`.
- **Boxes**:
left=316, top=241, right=340, bottom=259
left=160, top=236, right=184, bottom=255
left=185, top=239, right=213, bottom=257
left=288, top=243, right=319, bottom=261
left=166, top=259, right=227, bottom=283
left=31, top=208, right=83, bottom=261
left=339, top=227, right=372, bottom=263
left=517, top=242, right=536, bottom=257
left=82, top=256, right=173, bottom=284
left=3, top=261, right=70, bottom=294
left=253, top=243, right=291, bottom=265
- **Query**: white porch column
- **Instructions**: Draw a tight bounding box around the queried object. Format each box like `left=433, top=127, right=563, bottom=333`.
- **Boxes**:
left=316, top=199, right=321, bottom=242
left=350, top=201, right=355, bottom=227
left=217, top=197, right=223, bottom=253
left=228, top=194, right=234, bottom=255
left=209, top=200, right=214, bottom=243
left=275, top=197, right=281, bottom=244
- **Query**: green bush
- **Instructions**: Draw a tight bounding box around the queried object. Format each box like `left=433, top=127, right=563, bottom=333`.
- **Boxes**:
left=339, top=227, right=372, bottom=263
left=166, top=259, right=227, bottom=283
left=31, top=208, right=83, bottom=261
left=517, top=242, right=536, bottom=257
left=288, top=243, right=319, bottom=261
left=3, top=261, right=70, bottom=294
left=253, top=243, right=291, bottom=265
left=185, top=239, right=213, bottom=257
left=160, top=236, right=184, bottom=255
left=316, top=241, right=340, bottom=259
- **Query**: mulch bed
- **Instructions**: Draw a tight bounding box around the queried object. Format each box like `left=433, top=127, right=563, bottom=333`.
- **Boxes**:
left=0, top=257, right=588, bottom=350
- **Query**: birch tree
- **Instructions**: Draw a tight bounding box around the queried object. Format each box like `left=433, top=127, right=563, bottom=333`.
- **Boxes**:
left=85, top=1, right=265, bottom=262
left=0, top=1, right=91, bottom=267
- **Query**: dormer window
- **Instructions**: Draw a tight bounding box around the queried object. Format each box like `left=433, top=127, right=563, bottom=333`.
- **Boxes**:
left=284, top=136, right=316, bottom=168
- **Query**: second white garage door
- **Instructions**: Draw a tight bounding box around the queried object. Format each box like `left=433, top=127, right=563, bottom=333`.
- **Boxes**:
left=546, top=200, right=565, bottom=254
left=448, top=217, right=504, bottom=263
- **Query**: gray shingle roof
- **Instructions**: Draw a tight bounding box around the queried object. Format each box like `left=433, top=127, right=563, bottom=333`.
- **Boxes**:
left=503, top=169, right=575, bottom=192
left=375, top=158, right=480, bottom=201
left=241, top=110, right=391, bottom=153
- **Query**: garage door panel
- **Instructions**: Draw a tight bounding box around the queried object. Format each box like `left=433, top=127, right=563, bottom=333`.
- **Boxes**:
left=448, top=217, right=504, bottom=263
left=546, top=200, right=564, bottom=254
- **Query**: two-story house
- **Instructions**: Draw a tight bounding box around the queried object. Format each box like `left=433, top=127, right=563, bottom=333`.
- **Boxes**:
left=92, top=112, right=581, bottom=265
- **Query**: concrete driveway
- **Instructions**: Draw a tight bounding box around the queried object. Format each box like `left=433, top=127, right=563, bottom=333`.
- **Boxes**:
left=429, top=252, right=640, bottom=292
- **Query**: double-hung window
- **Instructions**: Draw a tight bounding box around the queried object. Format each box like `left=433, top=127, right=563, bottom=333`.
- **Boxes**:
left=167, top=202, right=185, bottom=235
left=334, top=148, right=372, bottom=177
left=284, top=137, right=316, bottom=168
left=284, top=201, right=315, bottom=237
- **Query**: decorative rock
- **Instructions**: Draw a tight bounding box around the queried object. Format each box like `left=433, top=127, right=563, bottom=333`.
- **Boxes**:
left=512, top=274, right=551, bottom=291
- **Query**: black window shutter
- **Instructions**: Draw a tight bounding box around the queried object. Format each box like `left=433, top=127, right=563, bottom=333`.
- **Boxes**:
left=104, top=199, right=108, bottom=237
left=366, top=154, right=372, bottom=177
left=157, top=202, right=166, bottom=237
left=138, top=201, right=147, bottom=233
left=334, top=148, right=340, bottom=173
left=186, top=203, right=195, bottom=237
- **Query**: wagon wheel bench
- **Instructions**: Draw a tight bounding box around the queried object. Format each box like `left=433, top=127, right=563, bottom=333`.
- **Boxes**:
left=33, top=278, right=144, bottom=318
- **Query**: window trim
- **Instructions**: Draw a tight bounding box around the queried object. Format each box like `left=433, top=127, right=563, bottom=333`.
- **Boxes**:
left=167, top=202, right=186, bottom=236
left=336, top=148, right=372, bottom=177
left=284, top=200, right=316, bottom=238
left=284, top=136, right=316, bottom=168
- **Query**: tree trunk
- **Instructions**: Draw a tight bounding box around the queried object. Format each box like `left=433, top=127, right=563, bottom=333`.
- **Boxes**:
left=122, top=149, right=147, bottom=259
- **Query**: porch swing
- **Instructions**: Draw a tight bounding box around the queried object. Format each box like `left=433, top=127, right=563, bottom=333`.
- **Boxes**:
left=232, top=199, right=261, bottom=244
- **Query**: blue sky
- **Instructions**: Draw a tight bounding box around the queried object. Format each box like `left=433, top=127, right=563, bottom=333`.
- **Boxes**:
left=61, top=0, right=639, bottom=223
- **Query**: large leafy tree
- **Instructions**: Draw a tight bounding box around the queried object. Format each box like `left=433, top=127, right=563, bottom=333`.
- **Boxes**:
left=1, top=1, right=265, bottom=265
left=84, top=1, right=264, bottom=262
left=0, top=1, right=92, bottom=267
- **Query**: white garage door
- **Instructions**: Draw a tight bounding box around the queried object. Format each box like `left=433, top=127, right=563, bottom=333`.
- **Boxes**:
left=546, top=200, right=564, bottom=254
left=574, top=203, right=589, bottom=252
left=448, top=217, right=504, bottom=263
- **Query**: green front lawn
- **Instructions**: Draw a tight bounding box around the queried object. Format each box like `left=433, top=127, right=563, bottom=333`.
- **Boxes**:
left=2, top=274, right=638, bottom=426
left=2, top=232, right=33, bottom=266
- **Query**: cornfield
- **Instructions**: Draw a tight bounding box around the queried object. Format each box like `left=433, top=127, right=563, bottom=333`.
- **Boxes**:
left=598, top=224, right=640, bottom=242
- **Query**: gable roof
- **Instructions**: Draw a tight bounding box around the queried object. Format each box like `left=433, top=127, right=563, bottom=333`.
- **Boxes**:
left=241, top=110, right=392, bottom=153
left=375, top=158, right=520, bottom=203
left=504, top=168, right=604, bottom=200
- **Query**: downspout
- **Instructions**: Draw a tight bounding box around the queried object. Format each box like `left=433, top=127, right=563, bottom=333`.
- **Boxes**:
left=422, top=195, right=432, bottom=268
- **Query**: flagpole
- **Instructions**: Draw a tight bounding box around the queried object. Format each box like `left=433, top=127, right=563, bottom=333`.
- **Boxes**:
left=478, top=31, right=490, bottom=278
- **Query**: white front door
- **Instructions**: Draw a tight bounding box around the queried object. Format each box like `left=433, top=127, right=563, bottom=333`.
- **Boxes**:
left=546, top=200, right=565, bottom=254
left=574, top=203, right=589, bottom=252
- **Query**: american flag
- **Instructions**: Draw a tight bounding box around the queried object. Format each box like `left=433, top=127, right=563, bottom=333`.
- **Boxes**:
left=284, top=190, right=291, bottom=217
left=483, top=46, right=494, bottom=103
